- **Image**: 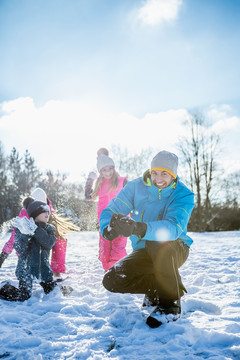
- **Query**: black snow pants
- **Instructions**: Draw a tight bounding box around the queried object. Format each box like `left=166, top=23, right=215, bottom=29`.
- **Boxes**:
left=102, top=239, right=189, bottom=302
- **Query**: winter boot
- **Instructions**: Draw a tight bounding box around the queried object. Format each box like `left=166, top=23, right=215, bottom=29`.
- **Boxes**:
left=18, top=281, right=31, bottom=301
left=142, top=294, right=159, bottom=307
left=155, top=298, right=181, bottom=315
left=146, top=298, right=181, bottom=328
left=40, top=281, right=57, bottom=294
left=0, top=282, right=24, bottom=301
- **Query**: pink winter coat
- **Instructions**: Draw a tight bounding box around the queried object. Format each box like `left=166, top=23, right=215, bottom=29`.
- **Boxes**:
left=97, top=176, right=127, bottom=221
left=97, top=176, right=128, bottom=271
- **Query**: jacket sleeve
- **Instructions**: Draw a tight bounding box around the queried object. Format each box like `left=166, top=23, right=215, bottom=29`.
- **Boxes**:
left=142, top=192, right=195, bottom=242
left=14, top=229, right=31, bottom=254
left=33, top=223, right=56, bottom=250
left=85, top=179, right=94, bottom=199
left=99, top=181, right=135, bottom=235
left=2, top=229, right=16, bottom=254
left=2, top=208, right=29, bottom=254
left=85, top=172, right=97, bottom=199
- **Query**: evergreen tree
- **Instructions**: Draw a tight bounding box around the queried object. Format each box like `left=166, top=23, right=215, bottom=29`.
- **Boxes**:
left=7, top=147, right=23, bottom=218
left=19, top=150, right=41, bottom=195
left=0, top=142, right=8, bottom=222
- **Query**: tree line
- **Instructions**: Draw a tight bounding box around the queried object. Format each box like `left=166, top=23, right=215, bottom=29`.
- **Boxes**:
left=0, top=111, right=239, bottom=232
left=177, top=111, right=240, bottom=231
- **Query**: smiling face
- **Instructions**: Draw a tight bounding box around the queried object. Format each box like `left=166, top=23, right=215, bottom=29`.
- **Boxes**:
left=100, top=165, right=115, bottom=180
left=34, top=211, right=50, bottom=223
left=151, top=169, right=174, bottom=189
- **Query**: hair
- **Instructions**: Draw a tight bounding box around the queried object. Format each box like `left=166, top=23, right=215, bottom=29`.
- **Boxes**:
left=91, top=169, right=120, bottom=199
left=48, top=212, right=80, bottom=240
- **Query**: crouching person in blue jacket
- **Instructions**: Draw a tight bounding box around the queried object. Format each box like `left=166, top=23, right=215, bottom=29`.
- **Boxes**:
left=100, top=150, right=195, bottom=320
left=0, top=197, right=56, bottom=301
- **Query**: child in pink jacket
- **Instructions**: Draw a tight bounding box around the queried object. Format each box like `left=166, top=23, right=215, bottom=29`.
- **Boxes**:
left=0, top=188, right=78, bottom=278
left=85, top=148, right=128, bottom=271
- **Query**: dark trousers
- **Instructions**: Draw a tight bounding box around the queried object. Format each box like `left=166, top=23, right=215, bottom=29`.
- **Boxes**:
left=102, top=239, right=189, bottom=302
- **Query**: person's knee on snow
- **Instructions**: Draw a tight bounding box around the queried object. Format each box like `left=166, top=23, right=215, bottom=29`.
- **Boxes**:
left=102, top=267, right=118, bottom=292
left=146, top=240, right=188, bottom=301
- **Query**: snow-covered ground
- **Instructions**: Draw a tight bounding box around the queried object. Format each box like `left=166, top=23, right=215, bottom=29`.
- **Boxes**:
left=0, top=230, right=240, bottom=360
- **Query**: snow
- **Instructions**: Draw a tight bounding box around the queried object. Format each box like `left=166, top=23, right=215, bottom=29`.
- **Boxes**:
left=0, top=230, right=240, bottom=360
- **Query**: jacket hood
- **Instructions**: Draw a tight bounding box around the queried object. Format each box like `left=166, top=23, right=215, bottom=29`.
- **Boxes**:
left=143, top=170, right=152, bottom=186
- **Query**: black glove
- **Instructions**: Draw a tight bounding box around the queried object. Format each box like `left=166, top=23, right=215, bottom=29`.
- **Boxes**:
left=0, top=251, right=9, bottom=268
left=103, top=213, right=147, bottom=240
left=102, top=213, right=128, bottom=241
left=35, top=222, right=56, bottom=235
left=35, top=221, right=47, bottom=229
left=110, top=213, right=135, bottom=237
left=46, top=224, right=56, bottom=235
left=102, top=226, right=119, bottom=241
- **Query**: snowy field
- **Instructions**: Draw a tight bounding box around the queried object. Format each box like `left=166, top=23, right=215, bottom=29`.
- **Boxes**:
left=0, top=230, right=240, bottom=360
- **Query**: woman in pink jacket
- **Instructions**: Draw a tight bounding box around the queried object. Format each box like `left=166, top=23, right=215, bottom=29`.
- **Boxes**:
left=0, top=188, right=78, bottom=278
left=85, top=148, right=128, bottom=271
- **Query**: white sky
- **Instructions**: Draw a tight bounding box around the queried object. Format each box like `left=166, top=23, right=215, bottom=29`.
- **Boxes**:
left=0, top=97, right=239, bottom=182
left=0, top=0, right=240, bottom=182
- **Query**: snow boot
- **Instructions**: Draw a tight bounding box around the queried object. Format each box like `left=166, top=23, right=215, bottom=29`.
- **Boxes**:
left=142, top=295, right=156, bottom=307
left=40, top=280, right=57, bottom=294
left=142, top=291, right=162, bottom=308
left=0, top=282, right=19, bottom=301
left=146, top=299, right=181, bottom=328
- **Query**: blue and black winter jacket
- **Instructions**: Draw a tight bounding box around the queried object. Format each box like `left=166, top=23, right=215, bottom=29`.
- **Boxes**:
left=14, top=223, right=56, bottom=283
left=100, top=171, right=195, bottom=250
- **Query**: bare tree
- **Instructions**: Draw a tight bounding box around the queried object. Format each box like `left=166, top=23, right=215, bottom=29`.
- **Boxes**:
left=110, top=145, right=154, bottom=179
left=221, top=171, right=240, bottom=208
left=178, top=110, right=220, bottom=231
left=37, top=170, right=68, bottom=209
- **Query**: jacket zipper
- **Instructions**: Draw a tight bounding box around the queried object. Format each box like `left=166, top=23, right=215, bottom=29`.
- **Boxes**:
left=159, top=189, right=162, bottom=200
